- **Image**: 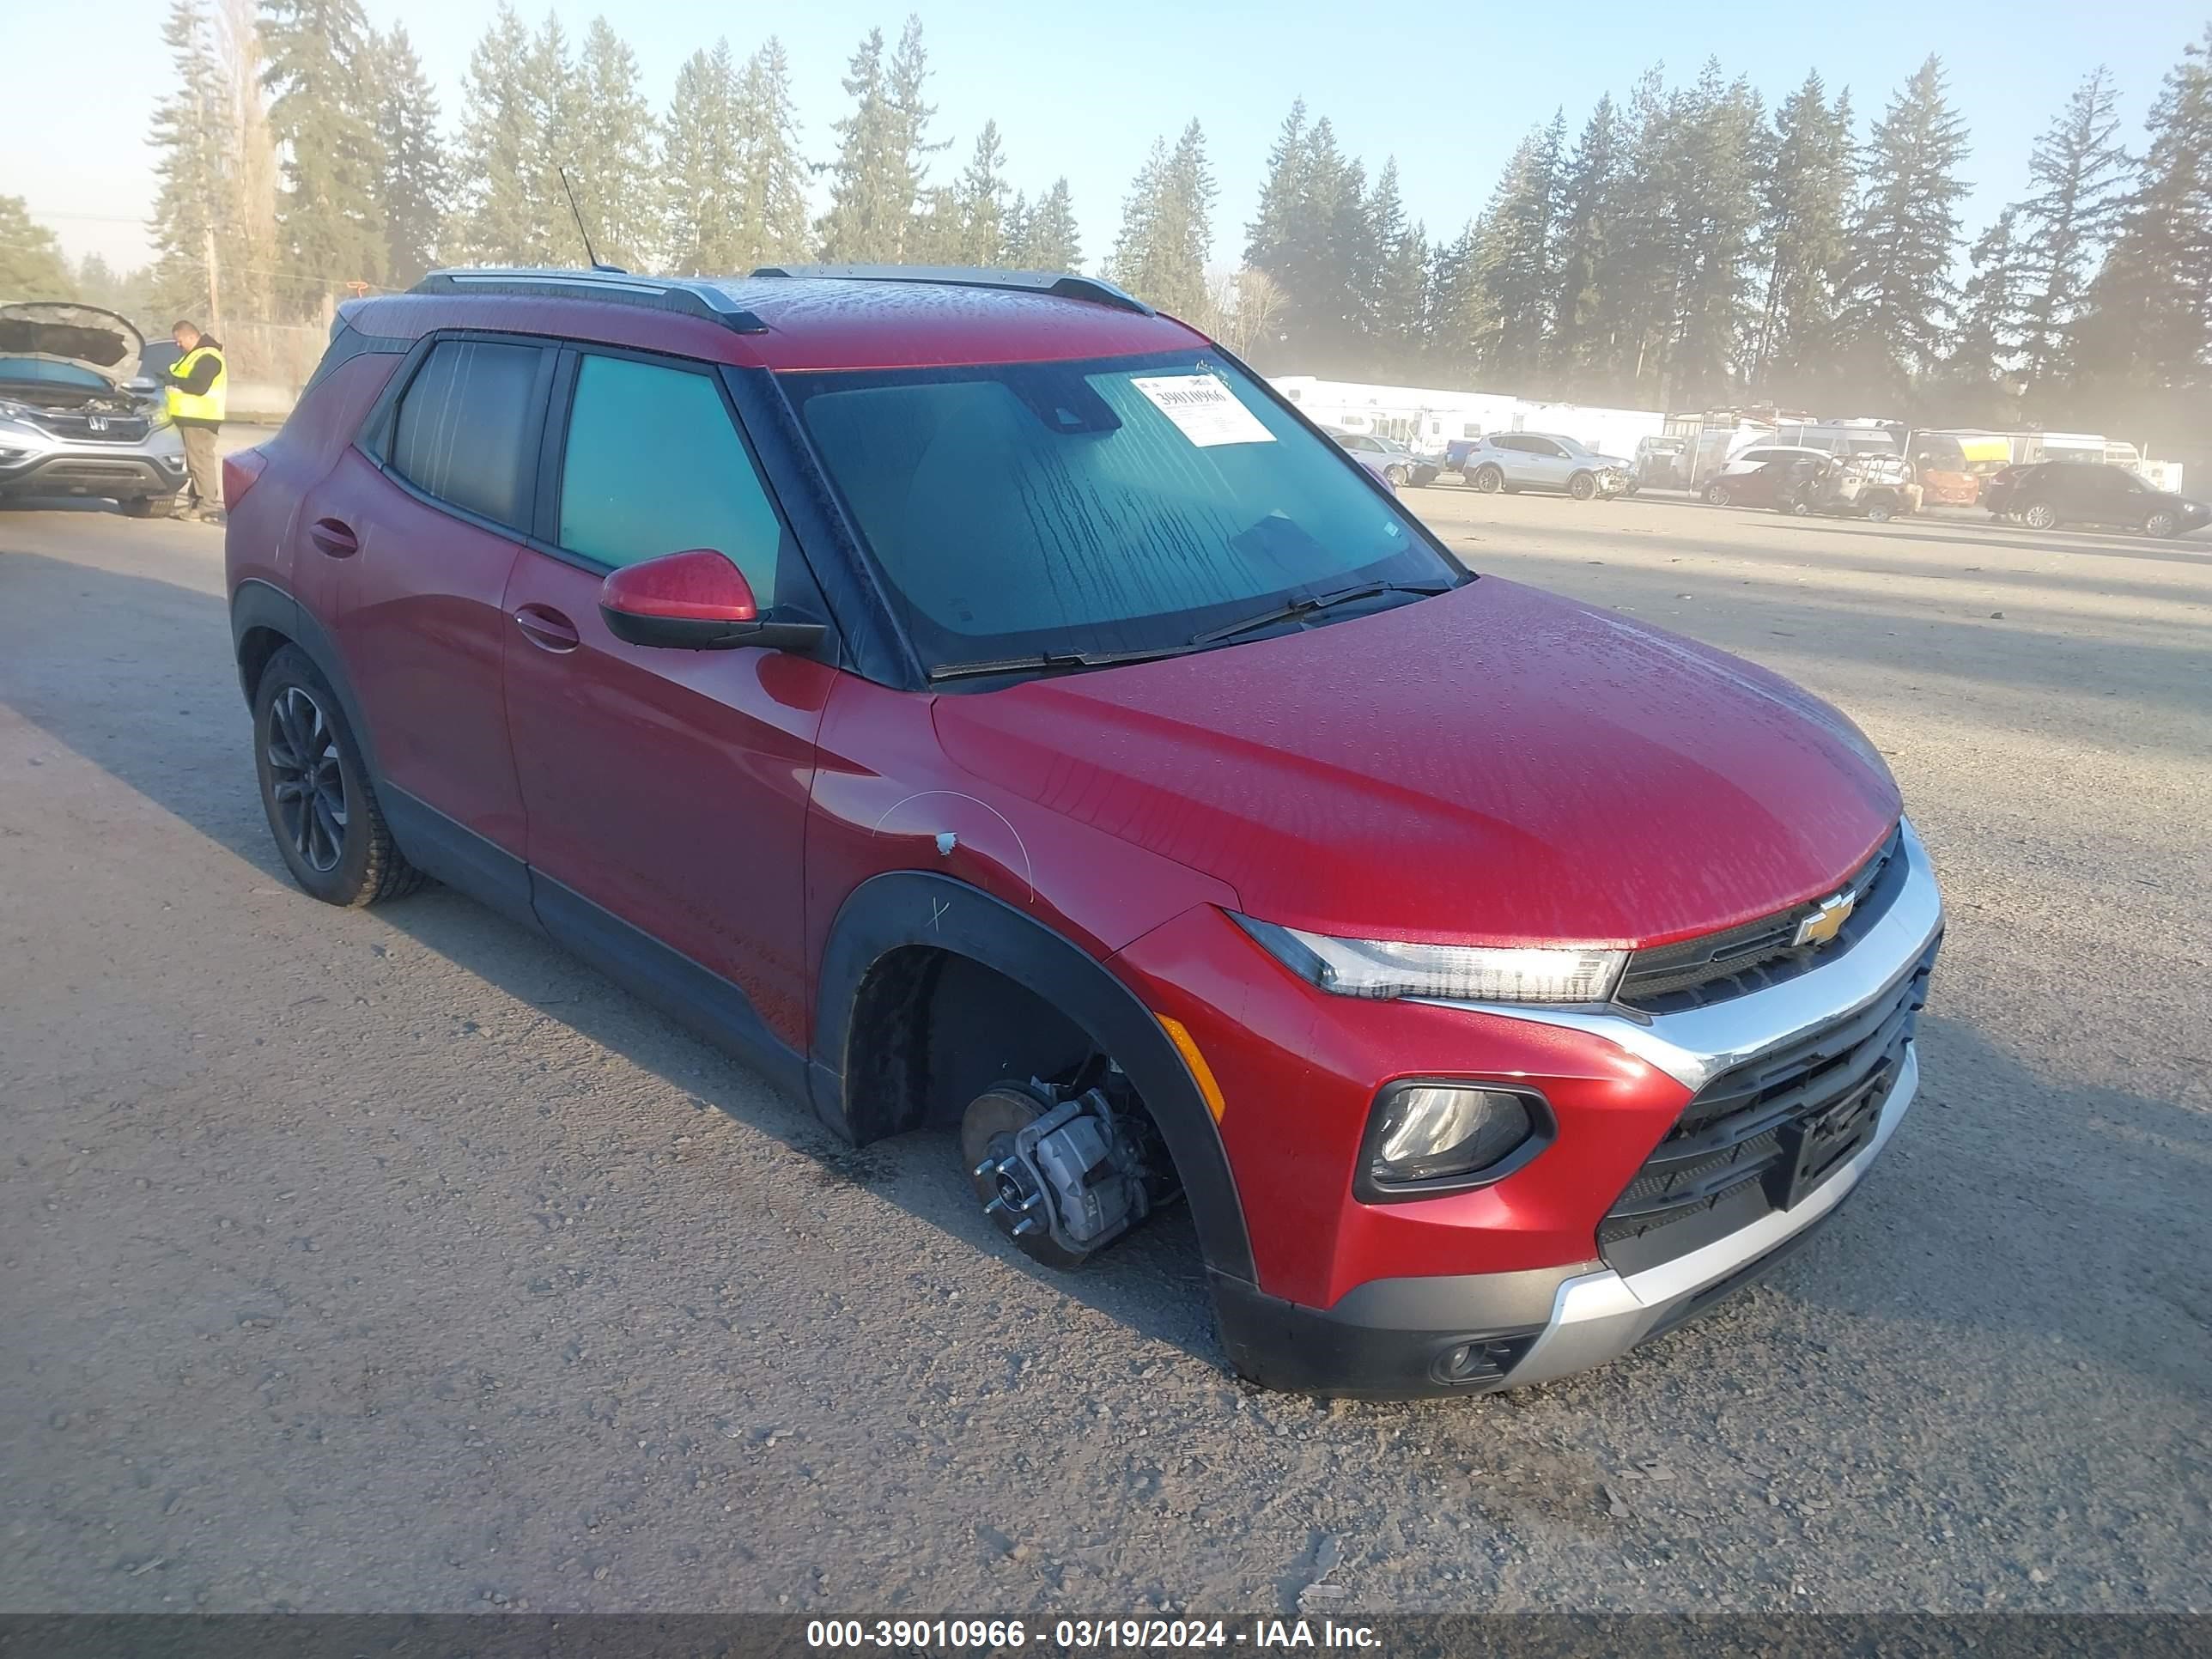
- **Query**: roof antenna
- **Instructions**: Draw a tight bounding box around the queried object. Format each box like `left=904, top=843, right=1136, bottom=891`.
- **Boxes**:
left=558, top=166, right=625, bottom=274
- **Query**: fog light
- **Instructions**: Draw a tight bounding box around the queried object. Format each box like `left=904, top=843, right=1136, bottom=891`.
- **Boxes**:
left=1359, top=1082, right=1544, bottom=1200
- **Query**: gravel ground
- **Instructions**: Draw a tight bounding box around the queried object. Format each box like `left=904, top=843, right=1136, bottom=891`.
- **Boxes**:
left=1, top=489, right=2207, bottom=1615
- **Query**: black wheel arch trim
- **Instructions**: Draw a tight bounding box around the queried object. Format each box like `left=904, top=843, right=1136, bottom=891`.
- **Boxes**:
left=810, top=871, right=1256, bottom=1285
left=231, top=578, right=384, bottom=781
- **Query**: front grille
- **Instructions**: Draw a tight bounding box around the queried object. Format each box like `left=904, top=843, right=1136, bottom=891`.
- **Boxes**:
left=1598, top=942, right=1937, bottom=1277
left=1617, top=825, right=1905, bottom=1012
left=33, top=411, right=151, bottom=444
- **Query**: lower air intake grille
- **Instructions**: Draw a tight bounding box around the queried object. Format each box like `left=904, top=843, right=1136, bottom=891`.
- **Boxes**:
left=1599, top=942, right=1937, bottom=1277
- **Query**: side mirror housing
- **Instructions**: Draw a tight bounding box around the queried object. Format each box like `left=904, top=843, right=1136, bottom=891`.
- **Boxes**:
left=598, top=549, right=825, bottom=653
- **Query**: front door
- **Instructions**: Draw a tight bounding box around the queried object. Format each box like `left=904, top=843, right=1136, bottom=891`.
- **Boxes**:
left=501, top=349, right=837, bottom=1054
left=327, top=336, right=553, bottom=909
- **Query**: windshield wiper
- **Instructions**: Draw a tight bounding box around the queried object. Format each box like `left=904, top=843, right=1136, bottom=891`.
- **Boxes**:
left=926, top=642, right=1206, bottom=683
left=1192, top=580, right=1453, bottom=647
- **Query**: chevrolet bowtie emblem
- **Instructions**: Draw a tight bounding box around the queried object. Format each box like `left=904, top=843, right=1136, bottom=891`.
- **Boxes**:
left=1794, top=888, right=1858, bottom=947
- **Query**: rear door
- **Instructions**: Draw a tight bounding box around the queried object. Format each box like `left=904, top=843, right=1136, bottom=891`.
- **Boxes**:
left=325, top=334, right=551, bottom=909
left=501, top=347, right=837, bottom=1052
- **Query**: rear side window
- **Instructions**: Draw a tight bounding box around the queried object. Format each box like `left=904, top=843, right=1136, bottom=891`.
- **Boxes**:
left=389, top=339, right=544, bottom=528
left=557, top=353, right=784, bottom=592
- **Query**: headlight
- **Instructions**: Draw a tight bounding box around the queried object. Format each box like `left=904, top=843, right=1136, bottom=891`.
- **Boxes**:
left=1359, top=1080, right=1549, bottom=1197
left=147, top=404, right=173, bottom=429
left=1234, top=915, right=1625, bottom=1002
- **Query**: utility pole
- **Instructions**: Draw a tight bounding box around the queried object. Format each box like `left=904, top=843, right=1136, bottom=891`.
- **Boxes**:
left=203, top=226, right=223, bottom=337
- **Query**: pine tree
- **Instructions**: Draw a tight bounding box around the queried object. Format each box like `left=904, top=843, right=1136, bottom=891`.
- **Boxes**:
left=149, top=0, right=229, bottom=322
left=1663, top=64, right=1763, bottom=407
left=1835, top=56, right=1970, bottom=400
left=1273, top=115, right=1364, bottom=371
left=1018, top=179, right=1081, bottom=270
left=1956, top=210, right=2027, bottom=364
left=1366, top=162, right=1427, bottom=377
left=1547, top=94, right=1622, bottom=388
left=730, top=38, right=812, bottom=270
left=907, top=187, right=963, bottom=264
left=660, top=41, right=742, bottom=274
left=0, top=198, right=76, bottom=301
left=1243, top=100, right=1310, bottom=276
left=1586, top=68, right=1677, bottom=403
left=2014, top=67, right=2132, bottom=383
left=1752, top=72, right=1856, bottom=397
left=259, top=0, right=386, bottom=295
left=567, top=17, right=657, bottom=270
left=216, top=0, right=280, bottom=319
left=1427, top=219, right=1497, bottom=383
left=954, top=121, right=1012, bottom=264
left=1470, top=119, right=1561, bottom=381
left=816, top=27, right=906, bottom=261
left=1004, top=192, right=1030, bottom=263
left=525, top=15, right=583, bottom=260
left=2069, top=26, right=2212, bottom=389
left=370, top=23, right=445, bottom=286
left=1107, top=121, right=1212, bottom=319
left=451, top=4, right=548, bottom=264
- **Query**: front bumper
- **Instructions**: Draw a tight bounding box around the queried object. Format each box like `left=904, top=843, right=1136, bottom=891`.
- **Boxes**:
left=1135, top=823, right=1944, bottom=1399
left=0, top=428, right=188, bottom=501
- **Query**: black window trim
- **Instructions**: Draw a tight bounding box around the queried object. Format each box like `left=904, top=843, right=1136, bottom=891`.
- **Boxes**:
left=360, top=328, right=556, bottom=543
left=532, top=337, right=841, bottom=661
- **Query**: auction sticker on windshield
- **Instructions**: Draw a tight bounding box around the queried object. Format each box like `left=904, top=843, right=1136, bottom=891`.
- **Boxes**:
left=1130, top=374, right=1276, bottom=447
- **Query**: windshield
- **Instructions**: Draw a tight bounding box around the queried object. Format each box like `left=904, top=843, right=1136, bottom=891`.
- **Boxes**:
left=782, top=349, right=1463, bottom=673
left=1553, top=436, right=1595, bottom=457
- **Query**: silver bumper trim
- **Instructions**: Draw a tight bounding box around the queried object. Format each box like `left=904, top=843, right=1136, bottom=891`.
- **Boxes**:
left=1505, top=1041, right=1918, bottom=1388
left=1413, top=817, right=1943, bottom=1092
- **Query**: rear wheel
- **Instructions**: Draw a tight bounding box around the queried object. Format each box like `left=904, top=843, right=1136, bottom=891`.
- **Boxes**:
left=2144, top=509, right=2179, bottom=538
left=1469, top=465, right=1504, bottom=495
left=1567, top=471, right=1597, bottom=501
left=1705, top=482, right=1732, bottom=507
left=253, top=646, right=423, bottom=907
left=1863, top=495, right=1896, bottom=524
left=2021, top=501, right=2059, bottom=531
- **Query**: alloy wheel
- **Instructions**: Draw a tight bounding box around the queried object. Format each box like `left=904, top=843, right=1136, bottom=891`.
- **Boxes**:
left=2144, top=511, right=2178, bottom=538
left=266, top=686, right=349, bottom=873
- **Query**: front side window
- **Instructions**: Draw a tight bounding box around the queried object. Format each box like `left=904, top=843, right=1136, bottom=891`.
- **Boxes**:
left=389, top=339, right=544, bottom=529
left=782, top=349, right=1462, bottom=672
left=558, top=353, right=784, bottom=594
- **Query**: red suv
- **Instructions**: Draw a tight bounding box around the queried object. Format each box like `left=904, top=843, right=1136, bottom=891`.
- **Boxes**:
left=224, top=266, right=1943, bottom=1396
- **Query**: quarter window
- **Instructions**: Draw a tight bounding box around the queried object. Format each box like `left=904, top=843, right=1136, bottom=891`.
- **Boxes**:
left=557, top=354, right=784, bottom=592
left=388, top=339, right=544, bottom=528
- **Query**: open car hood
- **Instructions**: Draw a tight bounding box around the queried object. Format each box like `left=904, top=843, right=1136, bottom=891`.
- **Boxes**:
left=0, top=302, right=143, bottom=386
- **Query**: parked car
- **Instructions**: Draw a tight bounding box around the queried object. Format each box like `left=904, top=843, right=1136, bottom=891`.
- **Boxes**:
left=1457, top=432, right=1636, bottom=499
left=1704, top=453, right=1831, bottom=512
left=1707, top=443, right=1836, bottom=489
left=0, top=302, right=191, bottom=516
left=1326, top=428, right=1436, bottom=488
left=224, top=264, right=1942, bottom=1398
left=1986, top=461, right=2209, bottom=538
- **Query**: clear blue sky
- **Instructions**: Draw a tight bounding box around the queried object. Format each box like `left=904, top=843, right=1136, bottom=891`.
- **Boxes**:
left=9, top=0, right=2199, bottom=279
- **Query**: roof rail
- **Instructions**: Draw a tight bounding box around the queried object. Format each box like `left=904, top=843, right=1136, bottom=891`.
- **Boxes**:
left=407, top=268, right=769, bottom=335
left=749, top=264, right=1155, bottom=317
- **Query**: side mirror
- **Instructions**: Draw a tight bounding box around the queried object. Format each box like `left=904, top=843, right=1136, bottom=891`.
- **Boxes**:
left=598, top=549, right=825, bottom=653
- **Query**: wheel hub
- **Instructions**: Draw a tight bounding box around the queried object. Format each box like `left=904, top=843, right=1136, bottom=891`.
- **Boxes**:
left=266, top=686, right=348, bottom=872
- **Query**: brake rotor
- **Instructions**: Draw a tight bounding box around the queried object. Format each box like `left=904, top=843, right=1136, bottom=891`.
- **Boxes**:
left=960, top=1084, right=1087, bottom=1270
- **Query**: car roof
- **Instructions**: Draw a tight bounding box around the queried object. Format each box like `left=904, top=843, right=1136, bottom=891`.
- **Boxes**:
left=347, top=267, right=1210, bottom=373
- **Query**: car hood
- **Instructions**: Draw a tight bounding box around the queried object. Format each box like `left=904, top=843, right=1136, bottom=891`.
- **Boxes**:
left=931, top=579, right=1901, bottom=949
left=0, top=302, right=142, bottom=386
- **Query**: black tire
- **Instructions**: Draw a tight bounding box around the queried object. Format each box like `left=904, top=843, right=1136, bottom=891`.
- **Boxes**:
left=1385, top=463, right=1409, bottom=488
left=120, top=495, right=183, bottom=519
left=1567, top=471, right=1597, bottom=501
left=2021, top=501, right=2059, bottom=531
left=252, top=646, right=423, bottom=907
left=1787, top=499, right=1814, bottom=516
left=2143, top=509, right=2179, bottom=538
left=1705, top=482, right=1731, bottom=507
left=1863, top=498, right=1895, bottom=524
left=1469, top=465, right=1504, bottom=495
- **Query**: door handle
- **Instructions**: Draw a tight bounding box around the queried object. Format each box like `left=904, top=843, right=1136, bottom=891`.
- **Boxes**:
left=308, top=517, right=358, bottom=558
left=514, top=604, right=580, bottom=653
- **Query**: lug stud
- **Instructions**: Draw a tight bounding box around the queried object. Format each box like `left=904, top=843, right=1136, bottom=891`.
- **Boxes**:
left=972, top=1158, right=997, bottom=1180
left=983, top=1195, right=1006, bottom=1217
left=1011, top=1218, right=1041, bottom=1237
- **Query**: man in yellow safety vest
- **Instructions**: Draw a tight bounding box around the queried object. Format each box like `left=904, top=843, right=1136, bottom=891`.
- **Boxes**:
left=161, top=321, right=228, bottom=523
